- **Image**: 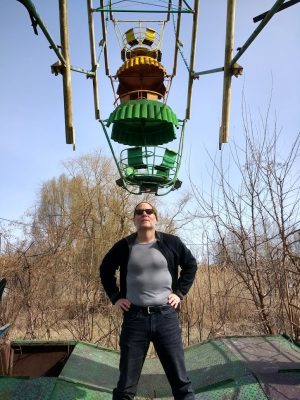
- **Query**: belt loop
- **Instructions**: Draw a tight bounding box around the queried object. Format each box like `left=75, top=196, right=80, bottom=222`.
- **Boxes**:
left=147, top=306, right=151, bottom=314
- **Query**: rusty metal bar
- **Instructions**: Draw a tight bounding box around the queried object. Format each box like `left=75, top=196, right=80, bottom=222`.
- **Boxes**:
left=87, top=0, right=100, bottom=120
left=231, top=0, right=285, bottom=65
left=166, top=0, right=172, bottom=22
left=94, top=7, right=193, bottom=14
left=17, top=0, right=65, bottom=64
left=172, top=0, right=183, bottom=76
left=59, top=0, right=75, bottom=147
left=219, top=0, right=236, bottom=148
left=185, top=0, right=200, bottom=120
left=253, top=0, right=300, bottom=23
left=194, top=67, right=224, bottom=77
left=100, top=0, right=110, bottom=75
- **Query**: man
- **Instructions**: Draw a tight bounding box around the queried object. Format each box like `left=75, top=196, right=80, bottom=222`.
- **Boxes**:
left=100, top=201, right=197, bottom=400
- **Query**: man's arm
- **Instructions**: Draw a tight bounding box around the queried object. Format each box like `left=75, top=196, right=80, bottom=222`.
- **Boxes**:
left=99, top=241, right=123, bottom=304
left=177, top=238, right=198, bottom=297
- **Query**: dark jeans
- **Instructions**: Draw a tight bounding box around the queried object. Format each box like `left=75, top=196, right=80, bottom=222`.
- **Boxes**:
left=113, top=306, right=195, bottom=400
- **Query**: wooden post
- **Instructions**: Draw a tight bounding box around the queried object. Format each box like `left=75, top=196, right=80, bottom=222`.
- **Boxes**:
left=100, top=0, right=110, bottom=76
left=172, top=0, right=183, bottom=77
left=59, top=0, right=75, bottom=147
left=185, top=0, right=200, bottom=120
left=219, top=0, right=236, bottom=148
left=87, top=0, right=100, bottom=120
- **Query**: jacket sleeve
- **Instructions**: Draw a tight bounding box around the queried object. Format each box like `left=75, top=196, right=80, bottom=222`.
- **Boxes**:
left=176, top=238, right=198, bottom=298
left=99, top=240, right=124, bottom=304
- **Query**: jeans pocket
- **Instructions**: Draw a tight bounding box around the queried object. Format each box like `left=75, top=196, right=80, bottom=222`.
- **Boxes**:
left=161, top=307, right=178, bottom=319
left=123, top=310, right=139, bottom=322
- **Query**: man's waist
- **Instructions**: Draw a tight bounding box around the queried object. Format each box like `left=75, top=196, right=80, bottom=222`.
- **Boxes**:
left=129, top=304, right=171, bottom=314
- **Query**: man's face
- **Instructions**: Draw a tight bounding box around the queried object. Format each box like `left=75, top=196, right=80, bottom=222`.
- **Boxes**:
left=134, top=202, right=157, bottom=231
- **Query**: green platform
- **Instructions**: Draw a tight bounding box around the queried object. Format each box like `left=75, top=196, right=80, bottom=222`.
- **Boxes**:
left=107, top=100, right=179, bottom=146
left=1, top=335, right=300, bottom=399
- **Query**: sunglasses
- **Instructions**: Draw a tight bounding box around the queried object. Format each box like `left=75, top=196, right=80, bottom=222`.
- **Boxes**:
left=134, top=208, right=155, bottom=216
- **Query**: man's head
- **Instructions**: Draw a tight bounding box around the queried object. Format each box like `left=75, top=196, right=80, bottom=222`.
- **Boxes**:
left=133, top=201, right=158, bottom=231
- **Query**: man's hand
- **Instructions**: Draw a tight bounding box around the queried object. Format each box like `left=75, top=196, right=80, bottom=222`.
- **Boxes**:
left=115, top=298, right=131, bottom=312
left=168, top=293, right=181, bottom=309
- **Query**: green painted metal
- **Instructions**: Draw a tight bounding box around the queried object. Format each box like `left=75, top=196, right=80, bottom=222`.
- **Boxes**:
left=11, top=339, right=77, bottom=346
left=183, top=340, right=249, bottom=390
left=193, top=0, right=287, bottom=80
left=99, top=119, right=124, bottom=179
left=2, top=335, right=300, bottom=398
left=17, top=0, right=65, bottom=64
left=253, top=0, right=300, bottom=23
left=50, top=379, right=112, bottom=400
left=120, top=146, right=178, bottom=186
left=271, top=333, right=300, bottom=352
left=107, top=100, right=178, bottom=146
left=94, top=8, right=194, bottom=14
left=59, top=342, right=120, bottom=391
left=0, top=377, right=57, bottom=400
left=231, top=0, right=285, bottom=65
left=17, top=0, right=95, bottom=78
left=115, top=120, right=185, bottom=196
left=195, top=375, right=268, bottom=400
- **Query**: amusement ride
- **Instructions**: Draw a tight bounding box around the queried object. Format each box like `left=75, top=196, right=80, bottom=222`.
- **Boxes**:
left=16, top=0, right=299, bottom=195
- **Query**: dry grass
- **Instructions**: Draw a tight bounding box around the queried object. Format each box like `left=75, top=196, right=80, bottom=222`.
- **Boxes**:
left=2, top=263, right=269, bottom=353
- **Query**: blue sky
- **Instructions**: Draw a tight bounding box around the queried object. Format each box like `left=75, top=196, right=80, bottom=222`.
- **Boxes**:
left=1, top=1, right=299, bottom=230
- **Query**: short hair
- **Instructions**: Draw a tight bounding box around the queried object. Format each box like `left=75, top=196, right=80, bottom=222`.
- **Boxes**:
left=134, top=201, right=158, bottom=220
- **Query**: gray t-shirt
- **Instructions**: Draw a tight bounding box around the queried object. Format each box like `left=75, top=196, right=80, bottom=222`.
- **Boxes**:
left=126, top=240, right=172, bottom=306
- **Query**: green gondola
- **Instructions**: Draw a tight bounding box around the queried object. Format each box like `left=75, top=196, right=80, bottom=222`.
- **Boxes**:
left=100, top=118, right=185, bottom=196
left=107, top=100, right=179, bottom=146
left=116, top=145, right=183, bottom=195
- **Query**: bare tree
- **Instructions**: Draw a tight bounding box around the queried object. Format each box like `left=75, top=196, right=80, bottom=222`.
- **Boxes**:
left=191, top=112, right=300, bottom=339
left=1, top=150, right=196, bottom=346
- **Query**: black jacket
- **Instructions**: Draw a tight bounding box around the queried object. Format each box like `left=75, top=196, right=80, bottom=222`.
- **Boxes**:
left=100, top=231, right=198, bottom=304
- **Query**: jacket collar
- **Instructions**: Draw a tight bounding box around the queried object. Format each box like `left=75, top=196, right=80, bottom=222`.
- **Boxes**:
left=125, top=231, right=162, bottom=245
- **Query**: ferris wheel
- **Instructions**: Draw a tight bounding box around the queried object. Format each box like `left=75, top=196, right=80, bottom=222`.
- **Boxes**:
left=16, top=0, right=299, bottom=195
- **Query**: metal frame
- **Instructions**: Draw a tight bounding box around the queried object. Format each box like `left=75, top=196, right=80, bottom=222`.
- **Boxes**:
left=87, top=0, right=100, bottom=120
left=16, top=0, right=197, bottom=151
left=113, top=120, right=186, bottom=196
left=93, top=0, right=194, bottom=19
left=16, top=0, right=299, bottom=161
left=192, top=0, right=295, bottom=149
left=185, top=0, right=200, bottom=120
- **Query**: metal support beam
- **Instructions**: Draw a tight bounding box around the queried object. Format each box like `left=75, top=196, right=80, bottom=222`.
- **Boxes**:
left=219, top=0, right=236, bottom=148
left=99, top=120, right=123, bottom=178
left=100, top=0, right=110, bottom=76
left=59, top=0, right=75, bottom=147
left=172, top=0, right=183, bottom=77
left=231, top=0, right=285, bottom=65
left=185, top=0, right=200, bottom=120
left=17, top=0, right=65, bottom=65
left=194, top=67, right=224, bottom=77
left=253, top=0, right=300, bottom=23
left=219, top=0, right=285, bottom=148
left=18, top=0, right=96, bottom=78
left=87, top=0, right=100, bottom=120
left=166, top=0, right=172, bottom=22
left=194, top=0, right=286, bottom=78
left=93, top=8, right=194, bottom=14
